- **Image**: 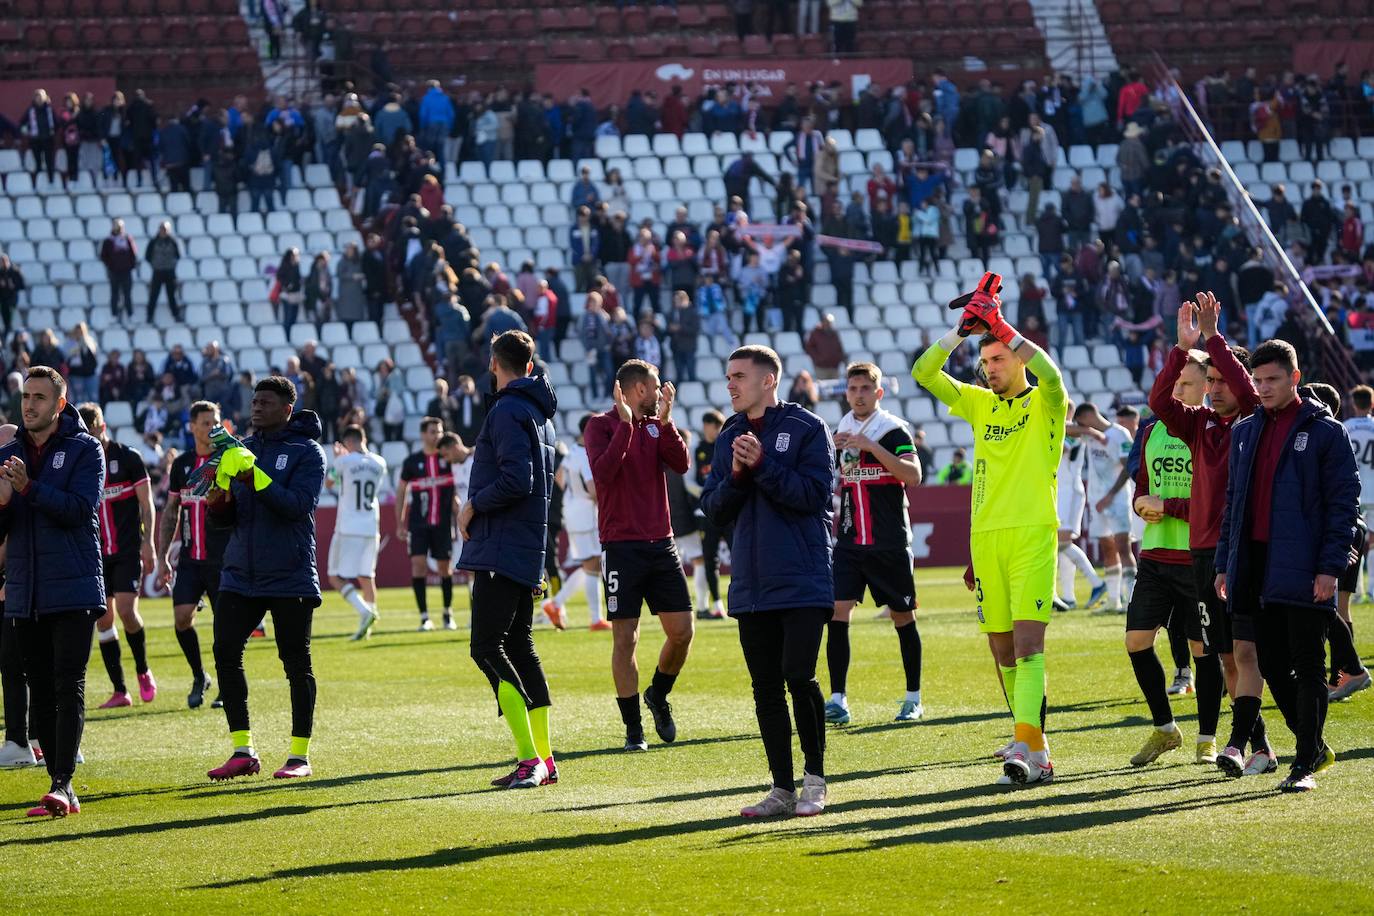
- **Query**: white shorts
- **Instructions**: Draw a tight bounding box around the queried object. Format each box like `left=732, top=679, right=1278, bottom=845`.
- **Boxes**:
left=1089, top=494, right=1131, bottom=539
left=675, top=531, right=702, bottom=562
left=329, top=533, right=379, bottom=579
left=566, top=529, right=602, bottom=563
left=1129, top=505, right=1145, bottom=542
left=1057, top=486, right=1086, bottom=534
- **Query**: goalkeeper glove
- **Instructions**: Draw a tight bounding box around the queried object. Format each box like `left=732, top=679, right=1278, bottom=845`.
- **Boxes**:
left=949, top=272, right=1017, bottom=345
left=215, top=446, right=257, bottom=490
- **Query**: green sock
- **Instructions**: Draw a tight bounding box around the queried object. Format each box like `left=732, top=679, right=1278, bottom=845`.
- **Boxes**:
left=231, top=729, right=253, bottom=753
left=497, top=681, right=538, bottom=761
left=530, top=706, right=552, bottom=761
left=289, top=736, right=310, bottom=759
left=1014, top=654, right=1047, bottom=751
left=999, top=664, right=1018, bottom=713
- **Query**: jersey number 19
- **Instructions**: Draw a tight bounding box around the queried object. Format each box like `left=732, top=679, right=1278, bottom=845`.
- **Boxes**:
left=354, top=479, right=377, bottom=512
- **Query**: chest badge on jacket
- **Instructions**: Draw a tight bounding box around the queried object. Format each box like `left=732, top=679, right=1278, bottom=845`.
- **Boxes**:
left=276, top=454, right=289, bottom=470
left=109, top=459, right=119, bottom=475
left=52, top=451, right=65, bottom=469
left=1294, top=432, right=1308, bottom=452
left=647, top=424, right=660, bottom=439
left=775, top=432, right=791, bottom=452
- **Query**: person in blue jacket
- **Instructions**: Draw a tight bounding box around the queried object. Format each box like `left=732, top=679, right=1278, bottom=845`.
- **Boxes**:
left=700, top=345, right=835, bottom=820
left=205, top=376, right=325, bottom=783
left=458, top=330, right=560, bottom=790
left=417, top=80, right=455, bottom=168
left=1214, top=339, right=1360, bottom=792
left=0, top=367, right=106, bottom=817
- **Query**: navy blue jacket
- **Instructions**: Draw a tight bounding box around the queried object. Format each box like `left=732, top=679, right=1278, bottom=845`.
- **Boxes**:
left=458, top=374, right=558, bottom=589
left=212, top=410, right=325, bottom=601
left=0, top=404, right=106, bottom=617
left=1216, top=390, right=1360, bottom=611
left=700, top=401, right=834, bottom=614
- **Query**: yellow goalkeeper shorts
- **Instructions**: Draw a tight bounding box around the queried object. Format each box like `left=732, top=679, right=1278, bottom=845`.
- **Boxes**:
left=969, top=525, right=1057, bottom=633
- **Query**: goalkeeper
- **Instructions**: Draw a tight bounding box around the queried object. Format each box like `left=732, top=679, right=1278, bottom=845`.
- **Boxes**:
left=912, top=273, right=1068, bottom=787
left=203, top=377, right=327, bottom=782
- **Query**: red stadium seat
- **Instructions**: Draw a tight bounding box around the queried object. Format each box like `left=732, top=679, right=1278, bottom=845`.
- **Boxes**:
left=687, top=35, right=717, bottom=56
left=538, top=10, right=566, bottom=30
left=564, top=8, right=592, bottom=29
left=648, top=6, right=679, bottom=29
left=622, top=10, right=649, bottom=33
left=547, top=38, right=579, bottom=59
left=743, top=34, right=770, bottom=55
left=772, top=35, right=800, bottom=56
left=678, top=5, right=707, bottom=27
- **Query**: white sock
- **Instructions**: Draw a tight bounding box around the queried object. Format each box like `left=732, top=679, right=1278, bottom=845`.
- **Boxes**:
left=554, top=568, right=585, bottom=607
left=1056, top=551, right=1074, bottom=600
left=584, top=574, right=603, bottom=624
left=1365, top=548, right=1373, bottom=595
left=97, top=627, right=118, bottom=644
left=1122, top=565, right=1137, bottom=604
left=340, top=584, right=371, bottom=620
left=1064, top=542, right=1103, bottom=587
left=905, top=690, right=921, bottom=704
left=830, top=692, right=847, bottom=706
left=693, top=563, right=709, bottom=613
left=1030, top=748, right=1050, bottom=765
left=1106, top=564, right=1122, bottom=606
left=1197, top=734, right=1214, bottom=744
left=1157, top=721, right=1179, bottom=733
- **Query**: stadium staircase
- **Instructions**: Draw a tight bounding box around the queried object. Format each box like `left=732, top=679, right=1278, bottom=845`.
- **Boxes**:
left=1027, top=0, right=1118, bottom=77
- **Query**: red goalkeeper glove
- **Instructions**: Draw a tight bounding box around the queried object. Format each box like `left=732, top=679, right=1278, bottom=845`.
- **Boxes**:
left=949, top=272, right=1016, bottom=345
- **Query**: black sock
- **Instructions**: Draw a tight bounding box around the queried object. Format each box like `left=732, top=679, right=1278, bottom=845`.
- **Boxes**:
left=99, top=639, right=126, bottom=695
left=616, top=695, right=642, bottom=734
left=1194, top=654, right=1223, bottom=737
left=1041, top=694, right=1048, bottom=732
left=1329, top=614, right=1364, bottom=678
left=650, top=667, right=677, bottom=699
left=1128, top=647, right=1174, bottom=727
left=175, top=626, right=203, bottom=679
left=826, top=621, right=850, bottom=695
left=126, top=627, right=148, bottom=675
left=440, top=578, right=453, bottom=613
left=1227, top=695, right=1261, bottom=751
left=1250, top=711, right=1270, bottom=755
left=895, top=621, right=922, bottom=693
left=412, top=578, right=428, bottom=617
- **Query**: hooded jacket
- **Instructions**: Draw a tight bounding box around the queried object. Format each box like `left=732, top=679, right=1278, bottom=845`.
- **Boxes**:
left=0, top=403, right=106, bottom=617
left=700, top=401, right=834, bottom=614
left=211, top=410, right=325, bottom=601
left=1216, top=389, right=1360, bottom=611
left=458, top=374, right=558, bottom=588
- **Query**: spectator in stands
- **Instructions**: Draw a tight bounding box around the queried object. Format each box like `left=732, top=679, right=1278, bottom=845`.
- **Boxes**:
left=805, top=312, right=846, bottom=379
left=724, top=153, right=775, bottom=217
left=144, top=221, right=182, bottom=323
left=962, top=186, right=996, bottom=266
left=374, top=358, right=405, bottom=442
left=571, top=166, right=600, bottom=214
left=775, top=248, right=806, bottom=334
left=334, top=242, right=367, bottom=331
left=788, top=370, right=820, bottom=412
left=21, top=89, right=57, bottom=183
left=912, top=198, right=939, bottom=274
left=1297, top=75, right=1330, bottom=164
left=426, top=378, right=460, bottom=432
left=1093, top=183, right=1123, bottom=249
left=100, top=219, right=138, bottom=323
left=228, top=370, right=255, bottom=430
left=361, top=233, right=388, bottom=325
left=304, top=252, right=334, bottom=327
left=628, top=228, right=662, bottom=315
left=99, top=91, right=129, bottom=185
left=159, top=115, right=193, bottom=193
left=1341, top=203, right=1365, bottom=262
left=972, top=150, right=1002, bottom=220
left=665, top=231, right=699, bottom=300
left=418, top=80, right=455, bottom=166
left=275, top=248, right=305, bottom=332
left=570, top=206, right=602, bottom=293
left=73, top=91, right=103, bottom=186
left=1061, top=175, right=1093, bottom=252
left=125, top=90, right=158, bottom=187
left=339, top=98, right=373, bottom=190
left=141, top=392, right=169, bottom=438
left=1302, top=181, right=1336, bottom=263
left=827, top=0, right=860, bottom=52
left=244, top=127, right=279, bottom=215
left=62, top=323, right=98, bottom=404
left=577, top=291, right=613, bottom=397
left=98, top=350, right=126, bottom=406
left=667, top=289, right=701, bottom=383
left=0, top=255, right=24, bottom=336
left=58, top=92, right=80, bottom=185
left=1053, top=254, right=1087, bottom=349
left=448, top=374, right=483, bottom=445
left=1251, top=87, right=1282, bottom=163
left=1035, top=204, right=1066, bottom=281
left=1116, top=123, right=1149, bottom=198
left=374, top=92, right=413, bottom=147
left=212, top=146, right=240, bottom=223
left=127, top=349, right=155, bottom=405
left=634, top=320, right=663, bottom=370
left=607, top=305, right=636, bottom=375
left=200, top=341, right=235, bottom=407
left=937, top=448, right=973, bottom=485
left=1, top=371, right=19, bottom=422
left=162, top=343, right=197, bottom=390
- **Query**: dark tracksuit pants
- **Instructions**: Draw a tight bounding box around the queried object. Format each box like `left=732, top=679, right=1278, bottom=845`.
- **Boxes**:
left=214, top=593, right=317, bottom=739
left=737, top=606, right=829, bottom=792
left=470, top=571, right=551, bottom=711
left=1, top=605, right=29, bottom=746
left=10, top=610, right=98, bottom=783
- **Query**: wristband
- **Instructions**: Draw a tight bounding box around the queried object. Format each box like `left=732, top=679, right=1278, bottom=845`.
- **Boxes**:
left=1008, top=334, right=1025, bottom=350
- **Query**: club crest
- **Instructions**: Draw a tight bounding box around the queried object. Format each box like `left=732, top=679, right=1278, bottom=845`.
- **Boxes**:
left=52, top=451, right=65, bottom=469
left=1293, top=432, right=1308, bottom=452
left=775, top=432, right=791, bottom=452
left=109, top=459, right=119, bottom=475
left=276, top=454, right=289, bottom=470
left=647, top=424, right=660, bottom=439
left=607, top=596, right=618, bottom=614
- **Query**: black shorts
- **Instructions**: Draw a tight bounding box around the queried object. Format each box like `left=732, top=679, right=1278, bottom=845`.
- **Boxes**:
left=102, top=554, right=141, bottom=597
left=173, top=561, right=222, bottom=609
left=1191, top=547, right=1235, bottom=652
left=603, top=538, right=692, bottom=620
left=409, top=525, right=453, bottom=561
left=1125, top=557, right=1195, bottom=633
left=834, top=547, right=917, bottom=612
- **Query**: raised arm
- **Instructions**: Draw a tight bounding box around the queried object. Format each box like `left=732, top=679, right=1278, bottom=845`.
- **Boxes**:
left=911, top=328, right=968, bottom=409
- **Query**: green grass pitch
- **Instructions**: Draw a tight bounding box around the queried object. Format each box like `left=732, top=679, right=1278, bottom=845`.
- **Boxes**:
left=2, top=569, right=1372, bottom=913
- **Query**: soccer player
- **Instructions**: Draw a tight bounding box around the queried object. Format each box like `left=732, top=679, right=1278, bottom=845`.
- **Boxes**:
left=585, top=360, right=694, bottom=751
left=326, top=424, right=388, bottom=640
left=700, top=345, right=835, bottom=818
left=1077, top=401, right=1135, bottom=612
left=694, top=410, right=728, bottom=619
left=1150, top=293, right=1272, bottom=772
left=1123, top=350, right=1206, bottom=765
left=1214, top=338, right=1359, bottom=792
left=457, top=330, right=559, bottom=789
left=668, top=429, right=707, bottom=617
left=825, top=362, right=925, bottom=725
left=437, top=431, right=475, bottom=611
left=1346, top=385, right=1374, bottom=604
left=912, top=273, right=1065, bottom=785
left=206, top=377, right=326, bottom=781
left=397, top=417, right=459, bottom=631
left=1056, top=408, right=1107, bottom=610
left=1304, top=384, right=1371, bottom=701
left=79, top=402, right=158, bottom=708
left=157, top=401, right=224, bottom=708
left=542, top=415, right=608, bottom=630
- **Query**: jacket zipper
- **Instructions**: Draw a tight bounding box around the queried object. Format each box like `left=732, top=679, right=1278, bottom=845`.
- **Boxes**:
left=1251, top=407, right=1317, bottom=609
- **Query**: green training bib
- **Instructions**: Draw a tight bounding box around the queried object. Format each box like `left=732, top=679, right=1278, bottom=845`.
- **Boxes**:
left=1142, top=422, right=1192, bottom=553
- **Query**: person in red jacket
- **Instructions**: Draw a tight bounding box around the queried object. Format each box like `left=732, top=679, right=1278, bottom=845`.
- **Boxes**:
left=584, top=360, right=693, bottom=752
left=1148, top=291, right=1273, bottom=774
left=98, top=219, right=137, bottom=322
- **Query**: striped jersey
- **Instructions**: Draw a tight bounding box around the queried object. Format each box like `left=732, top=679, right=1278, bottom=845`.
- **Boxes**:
left=98, top=441, right=148, bottom=558
left=400, top=450, right=454, bottom=531
left=169, top=450, right=230, bottom=563
left=836, top=426, right=914, bottom=550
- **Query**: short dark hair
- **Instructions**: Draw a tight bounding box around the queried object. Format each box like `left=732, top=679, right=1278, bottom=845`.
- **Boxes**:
left=255, top=375, right=297, bottom=405
left=727, top=345, right=782, bottom=378
left=341, top=424, right=366, bottom=445
left=77, top=401, right=103, bottom=430
left=26, top=365, right=67, bottom=400
left=1351, top=385, right=1373, bottom=412
left=436, top=431, right=460, bottom=450
left=577, top=413, right=594, bottom=434
left=702, top=408, right=725, bottom=428
left=1073, top=401, right=1097, bottom=421
left=491, top=329, right=535, bottom=376
left=420, top=416, right=443, bottom=434
left=1250, top=339, right=1298, bottom=373
left=616, top=359, right=657, bottom=389
left=1115, top=404, right=1139, bottom=419
left=1308, top=382, right=1342, bottom=418
left=189, top=400, right=220, bottom=422
left=846, top=362, right=881, bottom=385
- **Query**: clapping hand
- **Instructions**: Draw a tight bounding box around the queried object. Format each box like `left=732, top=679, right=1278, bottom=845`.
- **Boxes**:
left=732, top=432, right=762, bottom=472
left=1196, top=290, right=1221, bottom=340
left=612, top=380, right=634, bottom=424
left=657, top=381, right=676, bottom=423
left=1176, top=299, right=1200, bottom=350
